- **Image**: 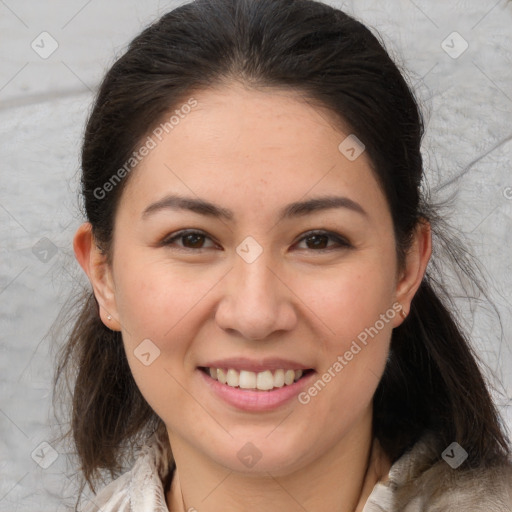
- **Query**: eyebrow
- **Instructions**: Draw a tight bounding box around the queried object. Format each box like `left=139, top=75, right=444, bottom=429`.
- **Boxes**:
left=141, top=194, right=368, bottom=221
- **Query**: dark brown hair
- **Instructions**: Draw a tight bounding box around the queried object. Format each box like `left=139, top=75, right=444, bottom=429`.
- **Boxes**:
left=53, top=0, right=511, bottom=504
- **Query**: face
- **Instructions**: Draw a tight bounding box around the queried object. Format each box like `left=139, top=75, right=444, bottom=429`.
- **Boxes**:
left=79, top=83, right=426, bottom=476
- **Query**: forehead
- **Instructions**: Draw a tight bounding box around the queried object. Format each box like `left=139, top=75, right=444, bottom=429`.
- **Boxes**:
left=119, top=83, right=386, bottom=220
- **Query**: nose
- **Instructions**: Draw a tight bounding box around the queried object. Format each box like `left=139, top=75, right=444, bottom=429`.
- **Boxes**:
left=214, top=251, right=298, bottom=341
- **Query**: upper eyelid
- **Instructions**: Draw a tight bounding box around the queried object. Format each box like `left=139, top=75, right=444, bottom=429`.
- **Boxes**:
left=163, top=229, right=220, bottom=247
left=294, top=230, right=350, bottom=245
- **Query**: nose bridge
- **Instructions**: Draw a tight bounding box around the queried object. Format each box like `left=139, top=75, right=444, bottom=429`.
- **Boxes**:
left=233, top=233, right=277, bottom=300
left=215, top=244, right=296, bottom=340
left=236, top=251, right=274, bottom=303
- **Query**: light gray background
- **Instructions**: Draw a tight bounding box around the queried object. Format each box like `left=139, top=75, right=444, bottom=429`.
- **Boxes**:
left=1, top=1, right=511, bottom=510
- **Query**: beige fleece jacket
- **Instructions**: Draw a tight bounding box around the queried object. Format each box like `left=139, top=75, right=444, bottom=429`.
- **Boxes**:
left=79, top=431, right=512, bottom=511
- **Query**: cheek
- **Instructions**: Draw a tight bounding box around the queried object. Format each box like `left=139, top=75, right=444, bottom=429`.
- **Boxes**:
left=294, top=254, right=397, bottom=340
left=113, top=253, right=206, bottom=343
left=112, top=259, right=199, bottom=417
left=291, top=253, right=395, bottom=402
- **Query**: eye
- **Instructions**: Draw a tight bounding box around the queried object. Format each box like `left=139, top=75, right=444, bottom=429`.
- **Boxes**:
left=294, top=230, right=352, bottom=251
left=161, top=230, right=219, bottom=250
left=160, top=229, right=351, bottom=252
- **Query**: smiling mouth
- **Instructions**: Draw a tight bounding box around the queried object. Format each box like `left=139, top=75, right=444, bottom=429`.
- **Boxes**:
left=199, top=366, right=315, bottom=392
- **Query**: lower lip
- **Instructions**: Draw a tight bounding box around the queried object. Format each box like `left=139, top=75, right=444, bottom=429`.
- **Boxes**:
left=198, top=369, right=316, bottom=412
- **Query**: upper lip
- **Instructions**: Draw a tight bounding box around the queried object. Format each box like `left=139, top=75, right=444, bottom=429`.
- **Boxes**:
left=200, top=357, right=314, bottom=373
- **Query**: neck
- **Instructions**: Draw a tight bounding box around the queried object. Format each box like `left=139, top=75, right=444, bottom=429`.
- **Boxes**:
left=166, top=411, right=391, bottom=512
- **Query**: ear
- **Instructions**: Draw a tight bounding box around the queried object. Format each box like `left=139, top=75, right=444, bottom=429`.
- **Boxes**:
left=73, top=222, right=121, bottom=331
left=393, top=219, right=432, bottom=327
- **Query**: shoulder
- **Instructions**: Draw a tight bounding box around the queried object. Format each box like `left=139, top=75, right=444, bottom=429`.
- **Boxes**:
left=414, top=461, right=512, bottom=511
left=79, top=431, right=174, bottom=512
left=79, top=471, right=132, bottom=512
left=369, top=431, right=512, bottom=512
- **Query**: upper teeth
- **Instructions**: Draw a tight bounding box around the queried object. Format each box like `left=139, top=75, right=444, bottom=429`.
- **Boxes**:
left=207, top=368, right=304, bottom=391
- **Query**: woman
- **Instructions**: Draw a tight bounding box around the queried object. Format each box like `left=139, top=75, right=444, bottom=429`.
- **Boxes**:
left=53, top=0, right=512, bottom=510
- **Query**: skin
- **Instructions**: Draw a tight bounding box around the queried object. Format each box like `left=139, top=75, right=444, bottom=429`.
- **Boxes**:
left=74, top=82, right=431, bottom=512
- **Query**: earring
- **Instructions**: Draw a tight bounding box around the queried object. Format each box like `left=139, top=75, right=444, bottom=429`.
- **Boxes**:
left=107, top=314, right=112, bottom=321
left=400, top=307, right=407, bottom=319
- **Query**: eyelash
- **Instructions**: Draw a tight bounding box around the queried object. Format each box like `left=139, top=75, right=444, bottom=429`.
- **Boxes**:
left=161, top=229, right=352, bottom=252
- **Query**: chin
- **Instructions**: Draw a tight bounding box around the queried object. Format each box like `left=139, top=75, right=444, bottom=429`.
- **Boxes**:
left=205, top=433, right=312, bottom=476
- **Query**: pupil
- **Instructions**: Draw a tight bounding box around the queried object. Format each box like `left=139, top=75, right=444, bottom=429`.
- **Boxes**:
left=184, top=234, right=204, bottom=248
left=308, top=234, right=328, bottom=249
